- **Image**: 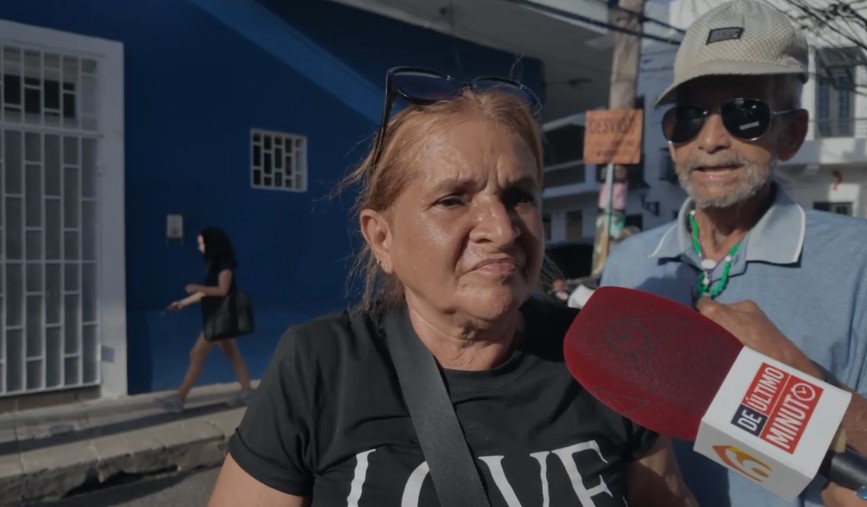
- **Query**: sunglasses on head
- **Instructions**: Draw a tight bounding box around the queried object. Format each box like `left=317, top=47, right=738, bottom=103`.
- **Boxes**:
left=369, top=66, right=541, bottom=169
left=661, top=98, right=801, bottom=144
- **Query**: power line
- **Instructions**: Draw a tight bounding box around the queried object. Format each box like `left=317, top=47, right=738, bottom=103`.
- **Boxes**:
left=368, top=0, right=684, bottom=82
left=502, top=0, right=683, bottom=45
left=385, top=0, right=663, bottom=83
left=772, top=0, right=867, bottom=98
left=586, top=0, right=686, bottom=34
left=777, top=0, right=867, bottom=52
left=824, top=2, right=867, bottom=34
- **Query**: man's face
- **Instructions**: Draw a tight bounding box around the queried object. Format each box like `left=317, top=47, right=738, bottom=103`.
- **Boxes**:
left=667, top=76, right=806, bottom=209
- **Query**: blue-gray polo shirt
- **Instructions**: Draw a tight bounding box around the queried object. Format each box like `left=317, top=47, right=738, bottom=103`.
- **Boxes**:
left=601, top=184, right=867, bottom=507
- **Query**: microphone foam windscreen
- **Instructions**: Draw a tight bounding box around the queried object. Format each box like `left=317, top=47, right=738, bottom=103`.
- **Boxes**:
left=563, top=287, right=743, bottom=441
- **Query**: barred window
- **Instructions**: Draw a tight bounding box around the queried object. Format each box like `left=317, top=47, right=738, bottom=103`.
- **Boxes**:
left=815, top=47, right=862, bottom=138
left=250, top=129, right=307, bottom=192
left=1, top=46, right=97, bottom=131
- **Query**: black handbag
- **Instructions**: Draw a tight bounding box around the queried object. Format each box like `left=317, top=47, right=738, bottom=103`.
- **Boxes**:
left=202, top=288, right=255, bottom=342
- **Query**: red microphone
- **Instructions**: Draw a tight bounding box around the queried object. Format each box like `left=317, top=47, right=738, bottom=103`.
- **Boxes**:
left=563, top=287, right=864, bottom=500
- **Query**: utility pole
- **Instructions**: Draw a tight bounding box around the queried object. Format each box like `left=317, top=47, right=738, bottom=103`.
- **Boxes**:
left=591, top=0, right=647, bottom=277
left=610, top=0, right=646, bottom=111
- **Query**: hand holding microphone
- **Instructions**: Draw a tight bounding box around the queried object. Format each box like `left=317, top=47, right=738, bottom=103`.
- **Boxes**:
left=563, top=287, right=867, bottom=502
left=694, top=296, right=867, bottom=502
left=694, top=297, right=813, bottom=376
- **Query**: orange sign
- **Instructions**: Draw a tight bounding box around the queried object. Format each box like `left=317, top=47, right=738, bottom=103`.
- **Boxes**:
left=583, top=109, right=643, bottom=165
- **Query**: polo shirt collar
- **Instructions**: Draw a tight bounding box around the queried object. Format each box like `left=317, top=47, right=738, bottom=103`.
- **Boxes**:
left=650, top=183, right=805, bottom=265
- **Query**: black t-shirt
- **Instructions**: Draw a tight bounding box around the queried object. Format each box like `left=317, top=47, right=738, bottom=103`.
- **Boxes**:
left=228, top=298, right=659, bottom=506
left=203, top=258, right=237, bottom=286
left=201, top=258, right=237, bottom=325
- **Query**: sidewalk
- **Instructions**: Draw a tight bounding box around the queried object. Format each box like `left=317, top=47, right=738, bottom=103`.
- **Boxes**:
left=0, top=382, right=255, bottom=506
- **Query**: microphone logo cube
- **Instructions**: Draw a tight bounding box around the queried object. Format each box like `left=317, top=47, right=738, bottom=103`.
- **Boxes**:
left=732, top=363, right=823, bottom=454
left=732, top=405, right=768, bottom=437
left=695, top=348, right=851, bottom=501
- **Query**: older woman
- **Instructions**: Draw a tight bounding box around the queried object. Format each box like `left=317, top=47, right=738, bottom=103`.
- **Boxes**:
left=209, top=67, right=697, bottom=507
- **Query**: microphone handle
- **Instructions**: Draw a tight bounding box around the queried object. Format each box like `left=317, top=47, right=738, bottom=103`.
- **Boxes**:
left=820, top=447, right=867, bottom=492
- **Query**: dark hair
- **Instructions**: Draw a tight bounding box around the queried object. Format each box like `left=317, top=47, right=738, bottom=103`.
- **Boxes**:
left=199, top=227, right=236, bottom=266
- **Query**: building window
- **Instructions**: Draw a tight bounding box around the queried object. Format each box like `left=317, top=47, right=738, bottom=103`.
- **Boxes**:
left=0, top=43, right=103, bottom=396
left=543, top=124, right=584, bottom=167
left=542, top=214, right=552, bottom=242
left=1, top=46, right=97, bottom=131
left=814, top=201, right=853, bottom=216
left=565, top=210, right=583, bottom=241
left=659, top=148, right=677, bottom=182
left=251, top=129, right=307, bottom=192
left=815, top=47, right=863, bottom=138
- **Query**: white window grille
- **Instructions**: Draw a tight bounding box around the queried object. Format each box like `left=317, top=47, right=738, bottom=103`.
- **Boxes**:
left=0, top=43, right=100, bottom=396
left=2, top=46, right=98, bottom=132
left=250, top=129, right=307, bottom=192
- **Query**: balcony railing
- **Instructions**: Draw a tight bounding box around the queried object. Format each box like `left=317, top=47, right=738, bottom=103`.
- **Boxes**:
left=543, top=160, right=587, bottom=188
left=813, top=118, right=867, bottom=139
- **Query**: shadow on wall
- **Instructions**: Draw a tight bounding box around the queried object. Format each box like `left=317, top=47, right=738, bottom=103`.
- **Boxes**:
left=125, top=310, right=153, bottom=395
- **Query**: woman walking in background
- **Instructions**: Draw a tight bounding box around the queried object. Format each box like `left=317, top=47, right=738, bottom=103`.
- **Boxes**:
left=155, top=227, right=254, bottom=413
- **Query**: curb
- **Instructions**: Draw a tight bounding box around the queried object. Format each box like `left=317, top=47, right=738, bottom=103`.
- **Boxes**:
left=0, top=384, right=253, bottom=505
left=1, top=426, right=229, bottom=506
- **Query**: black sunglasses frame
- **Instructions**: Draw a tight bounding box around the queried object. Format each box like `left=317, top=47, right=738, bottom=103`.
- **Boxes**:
left=368, top=66, right=541, bottom=170
left=661, top=98, right=803, bottom=145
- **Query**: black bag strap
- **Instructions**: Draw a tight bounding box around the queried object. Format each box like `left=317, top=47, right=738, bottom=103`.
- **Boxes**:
left=384, top=309, right=491, bottom=507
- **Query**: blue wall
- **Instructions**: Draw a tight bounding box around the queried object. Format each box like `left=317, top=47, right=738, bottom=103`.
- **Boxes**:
left=0, top=0, right=545, bottom=394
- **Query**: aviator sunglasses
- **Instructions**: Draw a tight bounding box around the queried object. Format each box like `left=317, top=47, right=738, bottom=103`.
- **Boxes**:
left=369, top=66, right=541, bottom=169
left=661, top=98, right=803, bottom=144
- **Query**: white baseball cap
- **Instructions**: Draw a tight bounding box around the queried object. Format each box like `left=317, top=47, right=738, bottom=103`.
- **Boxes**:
left=656, top=0, right=809, bottom=106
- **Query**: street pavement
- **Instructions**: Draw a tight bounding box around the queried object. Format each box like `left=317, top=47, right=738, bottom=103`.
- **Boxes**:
left=0, top=382, right=252, bottom=506
left=24, top=466, right=221, bottom=507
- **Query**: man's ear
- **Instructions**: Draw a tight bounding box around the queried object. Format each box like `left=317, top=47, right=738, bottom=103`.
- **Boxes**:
left=360, top=208, right=393, bottom=273
left=777, top=109, right=809, bottom=162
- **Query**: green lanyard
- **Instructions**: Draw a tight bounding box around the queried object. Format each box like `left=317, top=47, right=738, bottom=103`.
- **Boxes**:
left=689, top=210, right=741, bottom=298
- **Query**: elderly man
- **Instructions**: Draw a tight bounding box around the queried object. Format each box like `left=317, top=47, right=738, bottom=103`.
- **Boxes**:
left=601, top=1, right=867, bottom=506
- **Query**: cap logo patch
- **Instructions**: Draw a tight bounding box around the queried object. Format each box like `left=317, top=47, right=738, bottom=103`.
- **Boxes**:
left=707, top=27, right=744, bottom=44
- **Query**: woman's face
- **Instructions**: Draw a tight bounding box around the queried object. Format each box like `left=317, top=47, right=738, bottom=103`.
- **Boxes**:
left=197, top=235, right=205, bottom=254
left=368, top=116, right=544, bottom=323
